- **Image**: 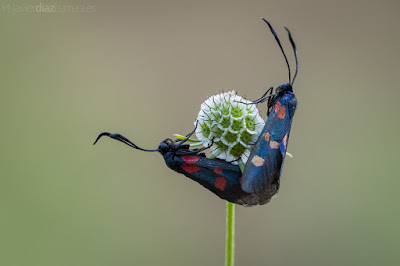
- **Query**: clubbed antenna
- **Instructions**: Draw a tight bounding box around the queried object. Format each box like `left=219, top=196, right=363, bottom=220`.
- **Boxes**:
left=262, top=18, right=291, bottom=84
left=93, top=132, right=159, bottom=152
left=284, top=26, right=299, bottom=85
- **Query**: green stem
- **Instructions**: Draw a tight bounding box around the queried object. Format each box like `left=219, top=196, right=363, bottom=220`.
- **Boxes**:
left=208, top=155, right=241, bottom=266
left=225, top=201, right=235, bottom=266
left=225, top=161, right=244, bottom=266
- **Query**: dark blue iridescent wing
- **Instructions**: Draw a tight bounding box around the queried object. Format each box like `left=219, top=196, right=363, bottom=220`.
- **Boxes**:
left=241, top=92, right=296, bottom=197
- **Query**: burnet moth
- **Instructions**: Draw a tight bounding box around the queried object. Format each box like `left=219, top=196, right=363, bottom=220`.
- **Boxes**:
left=93, top=125, right=257, bottom=206
left=240, top=18, right=298, bottom=204
left=94, top=19, right=298, bottom=206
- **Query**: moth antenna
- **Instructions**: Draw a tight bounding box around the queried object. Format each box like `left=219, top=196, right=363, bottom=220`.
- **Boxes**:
left=93, top=132, right=159, bottom=152
left=262, top=18, right=291, bottom=84
left=284, top=26, right=298, bottom=85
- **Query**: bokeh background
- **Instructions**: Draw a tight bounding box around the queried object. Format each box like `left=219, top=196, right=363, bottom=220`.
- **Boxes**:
left=1, top=0, right=400, bottom=265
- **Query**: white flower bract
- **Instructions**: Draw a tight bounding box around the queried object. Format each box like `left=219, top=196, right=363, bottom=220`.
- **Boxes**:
left=195, top=91, right=265, bottom=164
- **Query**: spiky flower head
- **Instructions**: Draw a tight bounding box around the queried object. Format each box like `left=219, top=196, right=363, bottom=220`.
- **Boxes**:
left=195, top=91, right=265, bottom=164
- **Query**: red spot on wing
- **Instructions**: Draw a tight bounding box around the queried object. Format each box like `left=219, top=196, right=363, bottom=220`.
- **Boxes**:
left=181, top=163, right=200, bottom=173
left=239, top=177, right=242, bottom=184
left=278, top=105, right=286, bottom=119
left=214, top=168, right=223, bottom=175
left=182, top=155, right=200, bottom=163
left=215, top=177, right=227, bottom=191
left=273, top=102, right=281, bottom=112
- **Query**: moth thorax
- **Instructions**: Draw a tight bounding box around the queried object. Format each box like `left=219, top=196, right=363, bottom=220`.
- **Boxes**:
left=275, top=83, right=293, bottom=95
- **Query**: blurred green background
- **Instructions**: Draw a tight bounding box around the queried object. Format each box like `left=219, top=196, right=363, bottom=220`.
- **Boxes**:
left=1, top=0, right=400, bottom=265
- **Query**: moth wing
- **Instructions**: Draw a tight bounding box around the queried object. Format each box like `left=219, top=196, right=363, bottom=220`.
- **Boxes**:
left=166, top=154, right=245, bottom=203
left=241, top=99, right=292, bottom=193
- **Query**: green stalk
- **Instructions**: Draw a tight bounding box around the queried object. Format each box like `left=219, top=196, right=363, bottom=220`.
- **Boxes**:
left=207, top=156, right=244, bottom=266
left=225, top=161, right=244, bottom=266
left=225, top=201, right=235, bottom=266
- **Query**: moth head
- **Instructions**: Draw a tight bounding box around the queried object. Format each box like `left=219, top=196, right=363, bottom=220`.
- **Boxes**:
left=158, top=138, right=174, bottom=155
left=275, top=83, right=293, bottom=95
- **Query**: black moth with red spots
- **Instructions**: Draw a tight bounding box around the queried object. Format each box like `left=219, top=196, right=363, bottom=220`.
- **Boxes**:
left=94, top=128, right=277, bottom=206
left=241, top=19, right=298, bottom=197
left=94, top=19, right=298, bottom=207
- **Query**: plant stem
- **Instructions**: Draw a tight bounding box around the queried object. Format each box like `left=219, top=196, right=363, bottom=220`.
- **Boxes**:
left=208, top=155, right=240, bottom=266
left=225, top=161, right=244, bottom=266
left=225, top=201, right=235, bottom=266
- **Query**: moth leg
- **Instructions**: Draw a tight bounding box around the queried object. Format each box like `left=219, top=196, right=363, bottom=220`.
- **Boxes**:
left=176, top=120, right=199, bottom=146
left=176, top=137, right=215, bottom=156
